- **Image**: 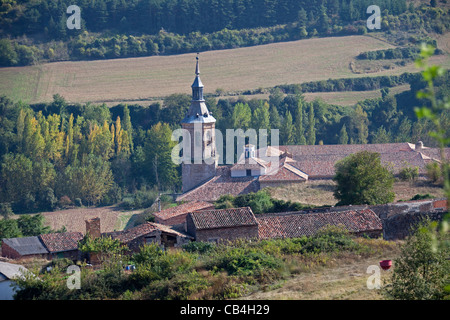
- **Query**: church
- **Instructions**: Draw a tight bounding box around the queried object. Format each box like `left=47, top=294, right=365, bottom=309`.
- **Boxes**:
left=177, top=57, right=449, bottom=203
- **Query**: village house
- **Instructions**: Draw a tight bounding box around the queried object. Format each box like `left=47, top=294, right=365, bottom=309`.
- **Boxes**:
left=85, top=217, right=191, bottom=253
left=1, top=232, right=83, bottom=261
left=104, top=222, right=192, bottom=252
left=186, top=207, right=259, bottom=242
left=152, top=200, right=215, bottom=229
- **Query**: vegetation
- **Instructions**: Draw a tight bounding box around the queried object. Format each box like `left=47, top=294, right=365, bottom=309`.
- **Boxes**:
left=384, top=218, right=450, bottom=300
left=1, top=1, right=448, bottom=66
left=0, top=213, right=63, bottom=239
left=13, top=226, right=394, bottom=300
left=333, top=151, right=396, bottom=205
left=0, top=42, right=448, bottom=213
left=214, top=190, right=315, bottom=214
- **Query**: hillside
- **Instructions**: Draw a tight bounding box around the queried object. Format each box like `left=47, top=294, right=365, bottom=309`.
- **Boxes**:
left=1, top=34, right=449, bottom=105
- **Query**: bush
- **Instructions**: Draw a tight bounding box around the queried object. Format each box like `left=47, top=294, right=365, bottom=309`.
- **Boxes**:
left=120, top=187, right=158, bottom=210
left=129, top=244, right=197, bottom=288
left=399, top=165, right=419, bottom=182
left=182, top=241, right=216, bottom=254
left=58, top=196, right=72, bottom=208
left=212, top=247, right=283, bottom=277
left=74, top=198, right=83, bottom=207
left=384, top=219, right=450, bottom=300
left=410, top=193, right=435, bottom=200
left=426, top=162, right=441, bottom=182
left=139, top=271, right=210, bottom=300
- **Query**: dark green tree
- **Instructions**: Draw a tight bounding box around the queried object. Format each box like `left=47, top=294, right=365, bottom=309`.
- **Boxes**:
left=333, top=151, right=395, bottom=205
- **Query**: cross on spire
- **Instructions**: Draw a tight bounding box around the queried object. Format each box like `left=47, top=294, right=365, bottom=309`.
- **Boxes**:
left=195, top=53, right=200, bottom=75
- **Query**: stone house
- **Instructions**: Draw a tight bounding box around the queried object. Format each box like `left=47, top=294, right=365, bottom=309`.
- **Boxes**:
left=1, top=236, right=49, bottom=260
left=1, top=232, right=83, bottom=261
left=152, top=201, right=215, bottom=229
left=104, top=222, right=192, bottom=252
left=39, top=232, right=83, bottom=260
left=186, top=207, right=259, bottom=242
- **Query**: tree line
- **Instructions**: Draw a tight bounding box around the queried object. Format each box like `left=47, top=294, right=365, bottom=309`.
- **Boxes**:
left=1, top=0, right=407, bottom=38
left=3, top=1, right=449, bottom=66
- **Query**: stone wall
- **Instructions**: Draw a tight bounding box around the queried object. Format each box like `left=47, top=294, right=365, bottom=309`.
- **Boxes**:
left=373, top=199, right=447, bottom=240
left=195, top=225, right=259, bottom=242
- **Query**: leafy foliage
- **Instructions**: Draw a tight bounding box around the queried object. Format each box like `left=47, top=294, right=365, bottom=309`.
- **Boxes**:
left=333, top=151, right=395, bottom=205
left=384, top=219, right=450, bottom=300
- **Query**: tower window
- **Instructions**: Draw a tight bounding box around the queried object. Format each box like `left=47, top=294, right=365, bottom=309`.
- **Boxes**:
left=246, top=169, right=252, bottom=176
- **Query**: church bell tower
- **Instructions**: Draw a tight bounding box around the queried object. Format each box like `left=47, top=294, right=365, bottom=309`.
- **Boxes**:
left=181, top=55, right=218, bottom=192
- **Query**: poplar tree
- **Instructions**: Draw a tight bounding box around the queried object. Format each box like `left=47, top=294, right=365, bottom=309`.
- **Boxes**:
left=339, top=124, right=349, bottom=145
left=281, top=111, right=294, bottom=145
left=294, top=99, right=306, bottom=145
left=306, top=103, right=316, bottom=145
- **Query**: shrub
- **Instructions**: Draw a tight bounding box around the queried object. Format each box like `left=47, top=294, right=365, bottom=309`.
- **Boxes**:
left=410, top=193, right=434, bottom=200
left=212, top=247, right=283, bottom=277
left=426, top=162, right=441, bottom=182
left=399, top=165, right=419, bottom=182
left=58, top=196, right=72, bottom=208
left=384, top=219, right=450, bottom=300
left=140, top=271, right=210, bottom=300
left=129, top=244, right=197, bottom=288
left=183, top=241, right=216, bottom=254
left=299, top=225, right=359, bottom=254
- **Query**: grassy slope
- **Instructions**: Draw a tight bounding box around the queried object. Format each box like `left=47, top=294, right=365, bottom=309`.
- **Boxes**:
left=267, top=179, right=445, bottom=207
left=241, top=238, right=400, bottom=300
left=2, top=35, right=449, bottom=105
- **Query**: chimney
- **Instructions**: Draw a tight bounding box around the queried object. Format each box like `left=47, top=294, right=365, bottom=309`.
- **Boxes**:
left=415, top=141, right=423, bottom=152
left=85, top=217, right=101, bottom=239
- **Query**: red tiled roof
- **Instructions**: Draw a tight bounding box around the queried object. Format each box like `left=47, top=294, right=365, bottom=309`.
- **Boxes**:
left=257, top=209, right=382, bottom=239
left=188, top=207, right=258, bottom=230
left=39, top=232, right=84, bottom=253
left=106, top=223, right=159, bottom=243
left=152, top=201, right=214, bottom=222
left=177, top=166, right=259, bottom=202
left=105, top=222, right=190, bottom=243
left=260, top=162, right=308, bottom=181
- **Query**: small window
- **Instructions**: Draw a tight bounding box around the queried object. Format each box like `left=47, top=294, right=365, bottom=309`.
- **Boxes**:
left=246, top=169, right=252, bottom=176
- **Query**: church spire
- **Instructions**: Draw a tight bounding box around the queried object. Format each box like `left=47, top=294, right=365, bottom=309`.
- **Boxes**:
left=195, top=53, right=200, bottom=75
left=182, top=54, right=215, bottom=124
left=191, top=53, right=204, bottom=101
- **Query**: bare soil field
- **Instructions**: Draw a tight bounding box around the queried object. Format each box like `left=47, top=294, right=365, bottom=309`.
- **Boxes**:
left=36, top=206, right=142, bottom=234
left=2, top=35, right=448, bottom=105
left=267, top=179, right=445, bottom=206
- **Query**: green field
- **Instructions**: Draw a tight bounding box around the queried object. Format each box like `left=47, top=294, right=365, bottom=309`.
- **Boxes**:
left=0, top=35, right=449, bottom=105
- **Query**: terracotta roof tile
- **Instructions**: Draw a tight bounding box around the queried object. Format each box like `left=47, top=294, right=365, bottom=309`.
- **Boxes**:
left=105, top=222, right=190, bottom=243
left=152, top=201, right=214, bottom=222
left=257, top=209, right=382, bottom=239
left=189, top=207, right=258, bottom=230
left=177, top=167, right=259, bottom=202
left=39, top=232, right=84, bottom=253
